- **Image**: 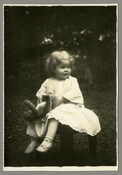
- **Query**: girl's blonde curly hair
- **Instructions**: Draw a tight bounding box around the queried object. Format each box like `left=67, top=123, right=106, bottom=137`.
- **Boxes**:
left=45, top=50, right=74, bottom=76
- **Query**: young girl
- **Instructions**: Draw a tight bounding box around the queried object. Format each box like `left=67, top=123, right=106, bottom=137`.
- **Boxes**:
left=24, top=50, right=101, bottom=154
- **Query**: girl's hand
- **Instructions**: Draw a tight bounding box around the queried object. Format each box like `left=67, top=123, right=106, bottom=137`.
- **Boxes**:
left=42, top=94, right=50, bottom=101
left=52, top=97, right=69, bottom=107
left=42, top=93, right=54, bottom=102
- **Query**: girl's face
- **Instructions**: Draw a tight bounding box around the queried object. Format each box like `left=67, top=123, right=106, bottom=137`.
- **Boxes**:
left=54, top=60, right=71, bottom=80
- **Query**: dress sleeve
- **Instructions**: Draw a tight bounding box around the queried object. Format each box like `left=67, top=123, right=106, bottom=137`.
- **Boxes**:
left=36, top=79, right=48, bottom=101
left=63, top=77, right=84, bottom=104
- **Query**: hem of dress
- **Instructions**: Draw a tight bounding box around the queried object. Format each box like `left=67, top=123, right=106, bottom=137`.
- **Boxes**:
left=47, top=115, right=101, bottom=136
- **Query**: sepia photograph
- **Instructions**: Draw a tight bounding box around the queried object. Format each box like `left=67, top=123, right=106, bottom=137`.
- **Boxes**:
left=4, top=4, right=117, bottom=171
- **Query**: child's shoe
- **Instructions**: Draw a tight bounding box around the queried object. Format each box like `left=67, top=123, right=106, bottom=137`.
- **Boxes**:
left=24, top=137, right=40, bottom=154
left=36, top=137, right=53, bottom=152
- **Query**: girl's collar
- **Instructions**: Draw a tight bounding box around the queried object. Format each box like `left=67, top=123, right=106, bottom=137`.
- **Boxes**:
left=51, top=76, right=71, bottom=81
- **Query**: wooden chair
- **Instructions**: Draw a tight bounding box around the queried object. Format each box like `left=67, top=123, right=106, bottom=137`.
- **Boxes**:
left=58, top=123, right=97, bottom=165
left=24, top=99, right=97, bottom=166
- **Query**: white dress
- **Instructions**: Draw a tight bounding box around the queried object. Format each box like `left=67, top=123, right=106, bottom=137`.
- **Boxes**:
left=35, top=76, right=101, bottom=136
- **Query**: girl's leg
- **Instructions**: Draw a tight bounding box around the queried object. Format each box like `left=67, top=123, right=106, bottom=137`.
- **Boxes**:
left=45, top=118, right=59, bottom=140
left=36, top=118, right=58, bottom=152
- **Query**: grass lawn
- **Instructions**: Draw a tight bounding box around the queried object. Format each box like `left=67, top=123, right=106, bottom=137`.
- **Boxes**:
left=4, top=81, right=117, bottom=167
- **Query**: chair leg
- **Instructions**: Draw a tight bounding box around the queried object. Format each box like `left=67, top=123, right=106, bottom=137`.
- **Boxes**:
left=88, top=135, right=97, bottom=156
left=60, top=125, right=73, bottom=165
left=88, top=135, right=97, bottom=164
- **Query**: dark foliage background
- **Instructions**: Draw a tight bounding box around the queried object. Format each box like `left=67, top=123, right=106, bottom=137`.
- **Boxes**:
left=4, top=5, right=117, bottom=167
